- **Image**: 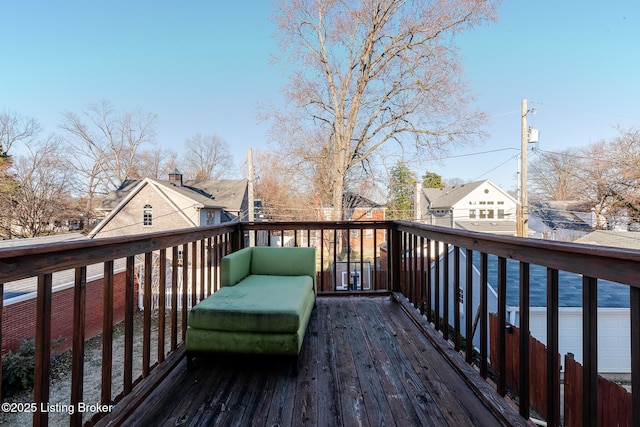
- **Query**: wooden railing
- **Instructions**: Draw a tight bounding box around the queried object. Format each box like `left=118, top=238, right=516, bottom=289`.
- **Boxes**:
left=1, top=220, right=639, bottom=426
left=392, top=220, right=640, bottom=427
left=0, top=221, right=391, bottom=426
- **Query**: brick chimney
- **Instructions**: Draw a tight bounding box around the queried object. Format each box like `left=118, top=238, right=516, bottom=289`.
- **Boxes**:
left=168, top=169, right=183, bottom=186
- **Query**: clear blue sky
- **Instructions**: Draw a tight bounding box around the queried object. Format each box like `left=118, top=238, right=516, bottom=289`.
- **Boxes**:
left=2, top=1, right=639, bottom=192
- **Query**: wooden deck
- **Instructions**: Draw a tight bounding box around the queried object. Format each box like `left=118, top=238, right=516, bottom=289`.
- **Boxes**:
left=108, top=296, right=527, bottom=426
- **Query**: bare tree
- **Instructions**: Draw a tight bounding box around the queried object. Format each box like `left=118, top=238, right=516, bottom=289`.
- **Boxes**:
left=135, top=148, right=179, bottom=179
left=254, top=149, right=314, bottom=220
left=1, top=136, right=77, bottom=238
left=0, top=109, right=40, bottom=157
left=59, top=100, right=157, bottom=215
left=577, top=128, right=640, bottom=228
left=182, top=133, right=235, bottom=180
left=529, top=149, right=583, bottom=201
left=269, top=0, right=499, bottom=218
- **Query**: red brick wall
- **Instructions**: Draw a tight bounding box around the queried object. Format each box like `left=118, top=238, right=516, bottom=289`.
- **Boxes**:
left=2, top=271, right=137, bottom=355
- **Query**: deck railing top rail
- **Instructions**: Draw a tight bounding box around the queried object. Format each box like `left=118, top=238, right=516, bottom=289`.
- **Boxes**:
left=0, top=224, right=237, bottom=284
left=394, top=220, right=640, bottom=287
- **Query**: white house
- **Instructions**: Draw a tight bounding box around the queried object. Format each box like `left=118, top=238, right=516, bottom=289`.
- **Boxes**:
left=419, top=180, right=518, bottom=235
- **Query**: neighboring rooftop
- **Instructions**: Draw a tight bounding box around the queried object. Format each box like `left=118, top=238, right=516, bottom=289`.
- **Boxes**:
left=529, top=200, right=593, bottom=233
left=575, top=230, right=640, bottom=251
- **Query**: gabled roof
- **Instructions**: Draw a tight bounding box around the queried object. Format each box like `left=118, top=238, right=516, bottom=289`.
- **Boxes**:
left=89, top=178, right=225, bottom=237
left=99, top=178, right=247, bottom=213
left=343, top=192, right=384, bottom=209
left=423, top=181, right=486, bottom=208
left=422, top=180, right=516, bottom=210
left=184, top=179, right=248, bottom=214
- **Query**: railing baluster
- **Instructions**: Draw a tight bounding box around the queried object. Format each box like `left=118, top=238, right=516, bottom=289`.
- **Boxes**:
left=320, top=229, right=325, bottom=291
left=360, top=228, right=365, bottom=291
left=0, top=282, right=3, bottom=397
left=583, top=275, right=598, bottom=427
left=34, top=273, right=52, bottom=427
left=480, top=253, right=488, bottom=379
left=124, top=256, right=135, bottom=393
left=373, top=228, right=378, bottom=290
left=420, top=236, right=425, bottom=315
left=434, top=240, right=441, bottom=331
left=496, top=257, right=507, bottom=397
left=181, top=244, right=189, bottom=340
left=143, top=252, right=152, bottom=377
left=426, top=238, right=433, bottom=323
left=158, top=249, right=166, bottom=363
left=465, top=249, right=473, bottom=364
left=191, top=241, right=197, bottom=307
left=200, top=240, right=205, bottom=301
left=70, top=267, right=86, bottom=426
left=443, top=242, right=450, bottom=341
left=331, top=228, right=338, bottom=291
left=518, top=262, right=530, bottom=419
left=346, top=227, right=352, bottom=291
left=214, top=236, right=220, bottom=292
left=102, top=260, right=114, bottom=404
left=453, top=246, right=461, bottom=351
left=631, top=286, right=640, bottom=427
left=546, top=268, right=560, bottom=426
left=207, top=237, right=213, bottom=296
left=171, top=248, right=178, bottom=351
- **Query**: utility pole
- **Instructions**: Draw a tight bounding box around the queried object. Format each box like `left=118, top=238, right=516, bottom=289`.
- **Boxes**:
left=247, top=148, right=255, bottom=246
left=518, top=99, right=541, bottom=237
left=520, top=99, right=528, bottom=237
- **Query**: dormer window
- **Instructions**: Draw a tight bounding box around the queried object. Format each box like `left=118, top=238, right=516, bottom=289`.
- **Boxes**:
left=143, top=204, right=153, bottom=226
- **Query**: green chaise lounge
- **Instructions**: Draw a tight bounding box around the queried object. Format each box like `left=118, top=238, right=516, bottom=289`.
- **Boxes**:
left=185, top=246, right=316, bottom=372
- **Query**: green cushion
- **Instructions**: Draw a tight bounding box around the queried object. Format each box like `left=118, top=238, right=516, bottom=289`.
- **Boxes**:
left=220, top=247, right=252, bottom=287
left=188, top=275, right=314, bottom=333
left=250, top=247, right=316, bottom=290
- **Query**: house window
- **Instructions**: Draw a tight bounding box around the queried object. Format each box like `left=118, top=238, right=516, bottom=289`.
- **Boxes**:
left=487, top=210, right=495, bottom=219
left=479, top=209, right=487, bottom=219
left=365, top=210, right=373, bottom=219
left=498, top=209, right=505, bottom=219
left=143, top=204, right=153, bottom=226
left=206, top=211, right=215, bottom=225
left=469, top=209, right=476, bottom=219
left=365, top=229, right=373, bottom=238
left=497, top=201, right=505, bottom=205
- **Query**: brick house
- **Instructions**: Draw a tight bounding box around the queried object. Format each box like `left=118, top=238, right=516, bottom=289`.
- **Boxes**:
left=89, top=170, right=248, bottom=238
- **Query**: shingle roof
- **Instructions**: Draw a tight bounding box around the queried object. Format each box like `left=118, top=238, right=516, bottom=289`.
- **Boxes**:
left=575, top=230, right=640, bottom=250
left=183, top=179, right=248, bottom=214
left=529, top=201, right=592, bottom=232
left=99, top=178, right=247, bottom=213
left=423, top=181, right=486, bottom=209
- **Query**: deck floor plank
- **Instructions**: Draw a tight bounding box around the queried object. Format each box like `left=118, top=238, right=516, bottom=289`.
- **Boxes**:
left=119, top=297, right=525, bottom=427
